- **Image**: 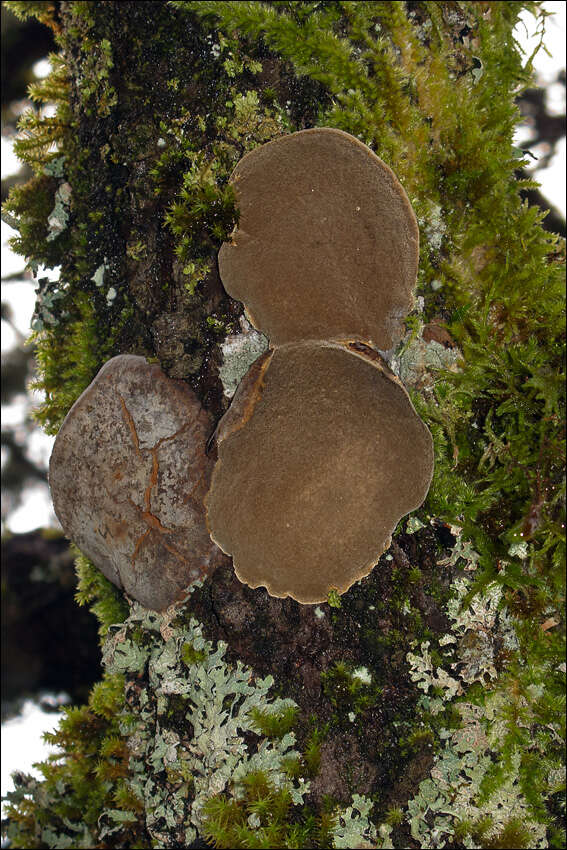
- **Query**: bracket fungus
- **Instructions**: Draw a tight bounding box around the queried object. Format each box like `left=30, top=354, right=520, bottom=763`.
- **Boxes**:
left=49, top=355, right=218, bottom=610
left=209, top=128, right=434, bottom=603
left=218, top=127, right=419, bottom=349
left=48, top=129, right=432, bottom=610
left=207, top=341, right=433, bottom=604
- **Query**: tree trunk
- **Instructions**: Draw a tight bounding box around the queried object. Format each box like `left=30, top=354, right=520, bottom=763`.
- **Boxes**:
left=3, top=2, right=564, bottom=849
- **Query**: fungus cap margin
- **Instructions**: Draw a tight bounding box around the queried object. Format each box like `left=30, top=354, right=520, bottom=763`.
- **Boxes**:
left=206, top=341, right=434, bottom=604
left=218, top=127, right=419, bottom=349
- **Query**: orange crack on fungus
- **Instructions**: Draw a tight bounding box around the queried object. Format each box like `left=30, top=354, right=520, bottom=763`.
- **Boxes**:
left=119, top=395, right=141, bottom=455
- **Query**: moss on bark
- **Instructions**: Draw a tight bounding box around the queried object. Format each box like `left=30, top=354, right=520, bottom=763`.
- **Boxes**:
left=2, top=2, right=564, bottom=848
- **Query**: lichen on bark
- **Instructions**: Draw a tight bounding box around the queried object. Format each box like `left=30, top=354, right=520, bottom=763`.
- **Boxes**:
left=2, top=2, right=565, bottom=849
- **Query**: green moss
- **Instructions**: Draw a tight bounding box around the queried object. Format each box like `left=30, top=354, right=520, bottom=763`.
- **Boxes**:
left=384, top=806, right=404, bottom=827
left=4, top=180, right=66, bottom=273
left=180, top=641, right=207, bottom=666
left=407, top=566, right=422, bottom=584
left=453, top=816, right=476, bottom=843
left=399, top=727, right=435, bottom=760
left=2, top=672, right=147, bottom=849
left=548, top=823, right=567, bottom=850
left=484, top=816, right=535, bottom=849
left=326, top=588, right=342, bottom=609
left=201, top=771, right=335, bottom=850
left=76, top=36, right=117, bottom=117
left=320, top=662, right=376, bottom=723
left=250, top=704, right=300, bottom=739
left=28, top=292, right=103, bottom=434
left=302, top=724, right=328, bottom=778
left=4, top=2, right=58, bottom=25
left=74, top=550, right=129, bottom=641
left=164, top=160, right=239, bottom=270
left=206, top=315, right=227, bottom=333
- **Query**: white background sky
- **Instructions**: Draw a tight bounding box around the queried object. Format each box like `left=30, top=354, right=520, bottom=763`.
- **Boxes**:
left=1, top=0, right=566, bottom=818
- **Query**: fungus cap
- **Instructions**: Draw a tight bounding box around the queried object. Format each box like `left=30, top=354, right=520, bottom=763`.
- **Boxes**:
left=206, top=341, right=434, bottom=604
left=49, top=355, right=218, bottom=610
left=218, top=127, right=419, bottom=349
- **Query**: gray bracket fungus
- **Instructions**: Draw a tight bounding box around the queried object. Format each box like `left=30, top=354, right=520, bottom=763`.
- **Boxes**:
left=218, top=127, right=419, bottom=350
left=206, top=341, right=434, bottom=604
left=49, top=355, right=220, bottom=610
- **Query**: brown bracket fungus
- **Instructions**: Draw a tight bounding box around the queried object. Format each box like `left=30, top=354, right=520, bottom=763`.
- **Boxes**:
left=218, top=127, right=419, bottom=349
left=49, top=355, right=219, bottom=610
left=210, top=128, right=434, bottom=603
left=206, top=341, right=433, bottom=604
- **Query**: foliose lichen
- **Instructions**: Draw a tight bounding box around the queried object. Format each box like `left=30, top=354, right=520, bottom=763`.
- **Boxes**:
left=102, top=603, right=310, bottom=845
left=218, top=317, right=269, bottom=399
left=2, top=1, right=564, bottom=847
left=401, top=529, right=560, bottom=849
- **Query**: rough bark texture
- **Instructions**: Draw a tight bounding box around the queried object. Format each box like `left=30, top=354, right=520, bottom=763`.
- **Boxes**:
left=3, top=2, right=564, bottom=849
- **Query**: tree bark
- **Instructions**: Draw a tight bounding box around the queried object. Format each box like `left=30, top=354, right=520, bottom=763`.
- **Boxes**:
left=3, top=2, right=564, bottom=849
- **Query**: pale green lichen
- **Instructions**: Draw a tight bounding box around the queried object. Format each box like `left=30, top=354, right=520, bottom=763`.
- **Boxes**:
left=408, top=556, right=518, bottom=714
left=331, top=793, right=393, bottom=849
left=352, top=666, right=372, bottom=685
left=401, top=532, right=553, bottom=849
left=89, top=261, right=120, bottom=308
left=91, top=263, right=107, bottom=288
left=102, top=603, right=309, bottom=846
left=30, top=282, right=68, bottom=331
left=407, top=640, right=463, bottom=713
left=446, top=577, right=519, bottom=686
left=437, top=524, right=481, bottom=571
left=218, top=317, right=269, bottom=398
left=40, top=820, right=94, bottom=849
left=100, top=603, right=395, bottom=849
left=508, top=541, right=529, bottom=559
left=46, top=181, right=71, bottom=241
left=43, top=155, right=66, bottom=179
left=418, top=201, right=447, bottom=254
left=406, top=698, right=548, bottom=849
left=393, top=333, right=462, bottom=392
left=406, top=516, right=426, bottom=534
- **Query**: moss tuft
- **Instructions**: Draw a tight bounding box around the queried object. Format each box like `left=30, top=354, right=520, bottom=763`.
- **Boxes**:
left=74, top=549, right=129, bottom=641
left=2, top=671, right=147, bottom=849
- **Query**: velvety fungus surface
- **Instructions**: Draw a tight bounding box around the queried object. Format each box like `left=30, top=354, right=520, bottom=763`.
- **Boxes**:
left=49, top=355, right=219, bottom=610
left=206, top=341, right=434, bottom=604
left=218, top=127, right=419, bottom=349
